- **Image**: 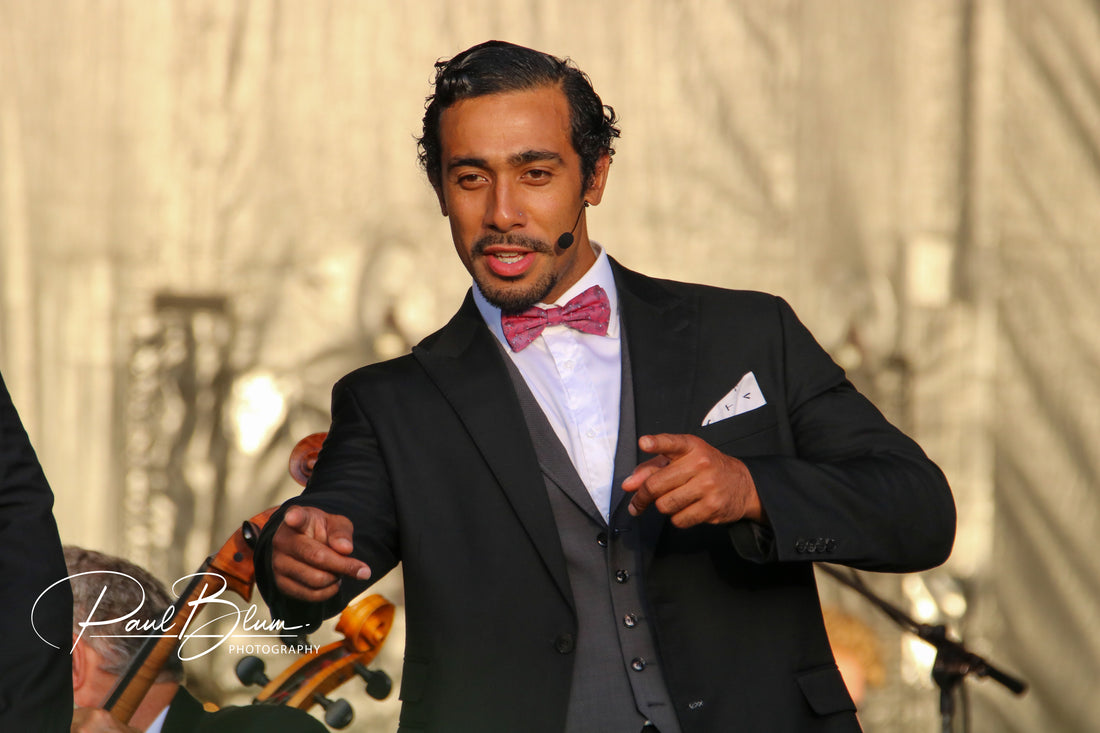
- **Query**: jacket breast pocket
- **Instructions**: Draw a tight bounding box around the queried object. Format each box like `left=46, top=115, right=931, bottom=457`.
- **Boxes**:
left=696, top=405, right=779, bottom=454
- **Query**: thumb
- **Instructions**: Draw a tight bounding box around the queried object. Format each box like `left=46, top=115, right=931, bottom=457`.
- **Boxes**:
left=325, top=514, right=356, bottom=556
left=283, top=506, right=354, bottom=555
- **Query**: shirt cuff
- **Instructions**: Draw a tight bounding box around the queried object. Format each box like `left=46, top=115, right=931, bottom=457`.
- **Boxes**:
left=729, top=520, right=778, bottom=563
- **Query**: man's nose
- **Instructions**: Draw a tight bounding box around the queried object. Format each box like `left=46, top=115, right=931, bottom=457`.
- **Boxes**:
left=484, top=182, right=524, bottom=232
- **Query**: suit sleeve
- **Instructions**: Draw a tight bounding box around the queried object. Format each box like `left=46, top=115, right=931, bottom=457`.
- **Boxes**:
left=255, top=376, right=400, bottom=628
left=732, top=297, right=956, bottom=572
left=0, top=371, right=72, bottom=730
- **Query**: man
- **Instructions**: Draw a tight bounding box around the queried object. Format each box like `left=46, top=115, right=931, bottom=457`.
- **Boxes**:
left=0, top=369, right=72, bottom=731
left=67, top=546, right=326, bottom=733
left=255, top=40, right=956, bottom=732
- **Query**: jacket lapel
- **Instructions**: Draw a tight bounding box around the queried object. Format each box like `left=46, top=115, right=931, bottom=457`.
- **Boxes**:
left=611, top=260, right=699, bottom=558
left=161, top=687, right=205, bottom=733
left=611, top=260, right=698, bottom=446
left=412, top=294, right=573, bottom=608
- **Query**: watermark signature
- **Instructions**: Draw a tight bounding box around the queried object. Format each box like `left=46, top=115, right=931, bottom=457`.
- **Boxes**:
left=32, top=571, right=311, bottom=661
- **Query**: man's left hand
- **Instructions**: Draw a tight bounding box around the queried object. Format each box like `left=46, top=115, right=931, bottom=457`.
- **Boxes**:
left=71, top=708, right=140, bottom=733
left=622, top=433, right=765, bottom=528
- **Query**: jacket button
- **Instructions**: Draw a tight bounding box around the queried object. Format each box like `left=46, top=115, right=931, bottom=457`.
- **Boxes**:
left=631, top=657, right=647, bottom=672
left=554, top=634, right=575, bottom=654
left=615, top=569, right=630, bottom=583
left=623, top=613, right=638, bottom=628
left=596, top=532, right=608, bottom=547
left=795, top=539, right=808, bottom=553
left=826, top=539, right=837, bottom=553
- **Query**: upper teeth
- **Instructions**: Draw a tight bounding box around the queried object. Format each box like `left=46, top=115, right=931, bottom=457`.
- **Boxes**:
left=495, top=253, right=523, bottom=263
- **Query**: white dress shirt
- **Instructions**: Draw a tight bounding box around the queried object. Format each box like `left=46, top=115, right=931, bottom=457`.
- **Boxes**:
left=144, top=703, right=169, bottom=733
left=473, top=244, right=622, bottom=522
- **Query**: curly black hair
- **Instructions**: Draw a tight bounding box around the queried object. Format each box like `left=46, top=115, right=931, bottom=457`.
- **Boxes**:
left=418, top=40, right=620, bottom=194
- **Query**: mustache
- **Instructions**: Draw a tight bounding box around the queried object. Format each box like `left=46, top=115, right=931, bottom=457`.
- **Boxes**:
left=472, top=233, right=553, bottom=256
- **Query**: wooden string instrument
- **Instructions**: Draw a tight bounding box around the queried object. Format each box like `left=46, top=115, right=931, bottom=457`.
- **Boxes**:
left=102, top=505, right=278, bottom=722
left=235, top=593, right=395, bottom=728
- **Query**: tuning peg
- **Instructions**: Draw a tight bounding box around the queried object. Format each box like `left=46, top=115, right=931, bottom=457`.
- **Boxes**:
left=353, top=661, right=393, bottom=700
left=235, top=656, right=271, bottom=688
left=313, top=693, right=353, bottom=729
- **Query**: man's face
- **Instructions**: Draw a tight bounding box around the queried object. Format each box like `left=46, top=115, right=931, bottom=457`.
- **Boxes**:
left=435, top=85, right=609, bottom=312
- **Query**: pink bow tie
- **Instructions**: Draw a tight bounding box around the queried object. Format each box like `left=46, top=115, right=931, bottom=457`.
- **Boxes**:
left=501, top=285, right=611, bottom=352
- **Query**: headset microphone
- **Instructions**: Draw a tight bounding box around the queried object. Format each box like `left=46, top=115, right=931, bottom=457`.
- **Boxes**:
left=556, top=201, right=589, bottom=250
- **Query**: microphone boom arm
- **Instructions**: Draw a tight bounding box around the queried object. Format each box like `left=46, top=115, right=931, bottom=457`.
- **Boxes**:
left=817, top=564, right=1026, bottom=733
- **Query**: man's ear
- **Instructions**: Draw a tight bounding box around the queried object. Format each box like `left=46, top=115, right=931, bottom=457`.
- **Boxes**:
left=71, top=634, right=88, bottom=693
left=432, top=180, right=448, bottom=217
left=583, top=151, right=612, bottom=206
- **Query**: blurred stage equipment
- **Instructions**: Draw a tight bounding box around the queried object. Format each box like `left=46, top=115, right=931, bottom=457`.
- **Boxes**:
left=818, top=564, right=1026, bottom=733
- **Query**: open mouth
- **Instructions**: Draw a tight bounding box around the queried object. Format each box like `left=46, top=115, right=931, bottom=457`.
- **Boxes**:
left=483, top=250, right=537, bottom=277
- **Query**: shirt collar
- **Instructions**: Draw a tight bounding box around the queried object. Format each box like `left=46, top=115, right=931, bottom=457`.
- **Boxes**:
left=472, top=242, right=620, bottom=344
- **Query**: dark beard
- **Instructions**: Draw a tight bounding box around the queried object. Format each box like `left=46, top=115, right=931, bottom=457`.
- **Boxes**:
left=472, top=233, right=559, bottom=313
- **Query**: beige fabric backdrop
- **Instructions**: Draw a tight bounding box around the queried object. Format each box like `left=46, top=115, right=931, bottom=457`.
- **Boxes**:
left=1, top=1, right=1096, bottom=730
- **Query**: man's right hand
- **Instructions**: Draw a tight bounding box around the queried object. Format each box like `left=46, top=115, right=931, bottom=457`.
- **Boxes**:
left=270, top=506, right=371, bottom=602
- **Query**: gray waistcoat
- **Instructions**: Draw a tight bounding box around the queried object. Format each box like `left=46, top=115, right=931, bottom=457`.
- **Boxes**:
left=501, top=340, right=681, bottom=733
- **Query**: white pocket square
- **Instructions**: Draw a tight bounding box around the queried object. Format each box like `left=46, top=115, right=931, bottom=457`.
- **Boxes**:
left=702, top=371, right=767, bottom=426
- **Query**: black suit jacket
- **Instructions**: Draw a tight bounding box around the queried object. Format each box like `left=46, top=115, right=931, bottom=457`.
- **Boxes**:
left=256, top=262, right=955, bottom=732
left=162, top=686, right=327, bottom=732
left=0, top=371, right=72, bottom=731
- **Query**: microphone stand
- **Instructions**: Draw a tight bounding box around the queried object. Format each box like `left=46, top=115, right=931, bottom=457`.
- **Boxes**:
left=817, top=564, right=1027, bottom=733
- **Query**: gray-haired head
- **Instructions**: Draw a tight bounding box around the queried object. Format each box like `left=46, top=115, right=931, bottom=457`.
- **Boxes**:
left=64, top=546, right=183, bottom=683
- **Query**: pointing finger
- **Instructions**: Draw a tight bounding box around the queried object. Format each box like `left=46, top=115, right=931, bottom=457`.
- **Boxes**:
left=638, top=433, right=695, bottom=459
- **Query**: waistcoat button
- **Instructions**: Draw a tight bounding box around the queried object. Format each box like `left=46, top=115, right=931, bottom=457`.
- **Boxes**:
left=554, top=634, right=575, bottom=654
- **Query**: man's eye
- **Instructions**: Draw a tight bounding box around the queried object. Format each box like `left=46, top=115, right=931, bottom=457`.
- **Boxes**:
left=457, top=173, right=485, bottom=188
left=524, top=169, right=551, bottom=183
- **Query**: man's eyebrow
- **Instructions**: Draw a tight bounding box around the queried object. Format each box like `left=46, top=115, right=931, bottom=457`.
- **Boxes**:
left=509, top=150, right=564, bottom=166
left=446, top=151, right=564, bottom=171
left=446, top=156, right=489, bottom=171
